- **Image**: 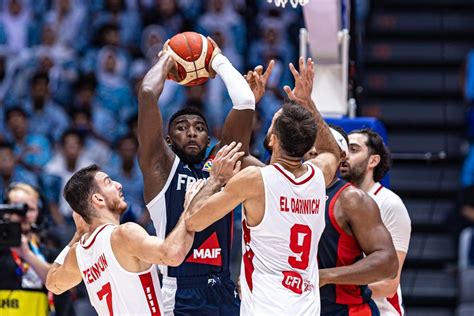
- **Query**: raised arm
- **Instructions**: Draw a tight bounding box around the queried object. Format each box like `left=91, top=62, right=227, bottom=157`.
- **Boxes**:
left=208, top=38, right=257, bottom=156
left=319, top=188, right=398, bottom=286
left=137, top=51, right=176, bottom=203
left=284, top=58, right=340, bottom=185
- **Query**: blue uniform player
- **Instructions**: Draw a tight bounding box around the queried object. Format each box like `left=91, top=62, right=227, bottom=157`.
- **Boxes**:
left=137, top=42, right=270, bottom=315
left=315, top=126, right=398, bottom=316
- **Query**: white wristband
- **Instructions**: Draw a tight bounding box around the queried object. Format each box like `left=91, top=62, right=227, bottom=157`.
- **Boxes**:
left=54, top=246, right=71, bottom=265
left=211, top=54, right=255, bottom=111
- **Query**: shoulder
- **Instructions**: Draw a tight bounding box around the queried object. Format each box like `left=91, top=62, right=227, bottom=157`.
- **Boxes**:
left=113, top=222, right=147, bottom=244
left=340, top=185, right=376, bottom=211
left=378, top=187, right=407, bottom=211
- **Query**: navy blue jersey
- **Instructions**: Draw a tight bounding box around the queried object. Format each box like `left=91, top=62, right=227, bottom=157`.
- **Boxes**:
left=148, top=156, right=233, bottom=278
left=318, top=179, right=372, bottom=307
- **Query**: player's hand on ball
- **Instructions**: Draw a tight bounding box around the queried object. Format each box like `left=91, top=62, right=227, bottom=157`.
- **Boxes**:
left=159, top=43, right=180, bottom=82
left=284, top=57, right=315, bottom=106
left=210, top=141, right=244, bottom=186
left=244, top=59, right=275, bottom=103
left=207, top=36, right=222, bottom=79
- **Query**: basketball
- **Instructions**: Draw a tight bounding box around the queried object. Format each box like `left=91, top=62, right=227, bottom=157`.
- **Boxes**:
left=166, top=32, right=215, bottom=86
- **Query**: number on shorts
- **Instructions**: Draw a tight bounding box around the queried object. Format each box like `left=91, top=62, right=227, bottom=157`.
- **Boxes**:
left=97, top=282, right=113, bottom=316
left=288, top=224, right=312, bottom=270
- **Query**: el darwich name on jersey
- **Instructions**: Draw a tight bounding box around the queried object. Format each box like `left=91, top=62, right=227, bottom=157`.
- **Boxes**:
left=279, top=196, right=321, bottom=214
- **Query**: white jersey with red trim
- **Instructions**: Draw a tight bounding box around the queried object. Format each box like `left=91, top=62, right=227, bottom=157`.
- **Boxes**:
left=240, top=162, right=326, bottom=315
left=369, top=182, right=411, bottom=316
left=75, top=224, right=163, bottom=316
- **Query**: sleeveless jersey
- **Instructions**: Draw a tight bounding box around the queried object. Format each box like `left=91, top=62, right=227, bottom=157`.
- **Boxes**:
left=318, top=179, right=372, bottom=308
left=240, top=162, right=326, bottom=315
left=147, top=156, right=233, bottom=277
left=76, top=224, right=163, bottom=316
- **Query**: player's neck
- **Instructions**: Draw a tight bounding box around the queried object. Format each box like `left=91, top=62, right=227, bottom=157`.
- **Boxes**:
left=88, top=211, right=120, bottom=232
left=272, top=156, right=305, bottom=175
left=358, top=175, right=376, bottom=193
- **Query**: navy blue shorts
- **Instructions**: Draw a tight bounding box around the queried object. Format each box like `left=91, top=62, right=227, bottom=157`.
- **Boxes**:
left=161, top=271, right=240, bottom=316
left=321, top=298, right=380, bottom=316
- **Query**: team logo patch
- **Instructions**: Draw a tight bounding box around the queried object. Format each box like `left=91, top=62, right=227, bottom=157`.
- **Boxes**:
left=186, top=232, right=222, bottom=266
left=202, top=157, right=214, bottom=172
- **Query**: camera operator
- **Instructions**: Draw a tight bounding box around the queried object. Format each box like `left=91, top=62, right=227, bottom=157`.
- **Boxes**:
left=0, top=183, right=50, bottom=316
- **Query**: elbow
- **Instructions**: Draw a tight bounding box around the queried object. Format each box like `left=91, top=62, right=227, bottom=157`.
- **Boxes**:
left=45, top=275, right=64, bottom=295
left=381, top=251, right=399, bottom=280
left=165, top=246, right=188, bottom=267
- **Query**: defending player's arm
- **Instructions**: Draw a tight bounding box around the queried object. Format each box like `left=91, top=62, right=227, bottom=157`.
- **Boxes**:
left=137, top=51, right=176, bottom=203
left=319, top=189, right=399, bottom=286
left=185, top=166, right=260, bottom=232
left=46, top=243, right=83, bottom=295
left=46, top=212, right=88, bottom=294
left=114, top=217, right=194, bottom=267
left=284, top=58, right=340, bottom=185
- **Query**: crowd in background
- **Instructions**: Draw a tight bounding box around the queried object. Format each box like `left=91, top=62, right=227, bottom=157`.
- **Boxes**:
left=0, top=0, right=305, bottom=246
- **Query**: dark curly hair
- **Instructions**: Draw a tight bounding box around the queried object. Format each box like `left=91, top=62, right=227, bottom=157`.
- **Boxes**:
left=349, top=128, right=391, bottom=182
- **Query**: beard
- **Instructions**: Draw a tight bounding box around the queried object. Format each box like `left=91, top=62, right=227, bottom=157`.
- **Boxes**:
left=104, top=195, right=127, bottom=215
left=171, top=144, right=207, bottom=165
left=263, top=134, right=272, bottom=154
left=341, top=158, right=369, bottom=186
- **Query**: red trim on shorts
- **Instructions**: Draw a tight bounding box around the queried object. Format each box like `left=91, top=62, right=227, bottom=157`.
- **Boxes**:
left=81, top=224, right=113, bottom=249
left=273, top=163, right=315, bottom=185
left=139, top=272, right=161, bottom=316
left=373, top=184, right=383, bottom=196
left=387, top=292, right=402, bottom=316
left=242, top=219, right=255, bottom=292
left=348, top=303, right=373, bottom=316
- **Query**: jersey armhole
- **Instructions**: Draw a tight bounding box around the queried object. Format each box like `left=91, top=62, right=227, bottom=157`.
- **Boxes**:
left=243, top=168, right=267, bottom=231
left=328, top=183, right=353, bottom=238
left=146, top=155, right=180, bottom=209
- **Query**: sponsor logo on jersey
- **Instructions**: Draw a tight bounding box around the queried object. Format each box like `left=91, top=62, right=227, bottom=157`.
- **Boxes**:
left=185, top=232, right=222, bottom=266
left=279, top=196, right=321, bottom=214
left=82, top=253, right=109, bottom=284
left=0, top=298, right=19, bottom=309
left=282, top=271, right=314, bottom=295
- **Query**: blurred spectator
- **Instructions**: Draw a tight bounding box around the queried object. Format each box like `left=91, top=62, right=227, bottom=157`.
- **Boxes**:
left=105, top=134, right=149, bottom=228
left=44, top=0, right=86, bottom=49
left=44, top=130, right=93, bottom=240
left=20, top=72, right=69, bottom=142
left=0, top=141, right=38, bottom=197
left=197, top=0, right=245, bottom=55
left=5, top=107, right=52, bottom=172
left=140, top=24, right=165, bottom=65
left=0, top=0, right=36, bottom=54
left=70, top=107, right=111, bottom=167
left=95, top=0, right=141, bottom=50
left=73, top=73, right=125, bottom=143
left=95, top=46, right=134, bottom=126
left=0, top=183, right=50, bottom=316
left=142, top=0, right=184, bottom=38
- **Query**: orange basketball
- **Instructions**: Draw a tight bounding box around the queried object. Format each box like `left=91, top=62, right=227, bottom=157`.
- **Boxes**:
left=166, top=32, right=215, bottom=86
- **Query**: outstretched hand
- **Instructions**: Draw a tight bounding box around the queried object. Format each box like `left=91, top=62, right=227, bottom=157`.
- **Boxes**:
left=283, top=57, right=315, bottom=106
left=244, top=60, right=275, bottom=103
left=210, top=142, right=244, bottom=186
left=158, top=41, right=180, bottom=82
